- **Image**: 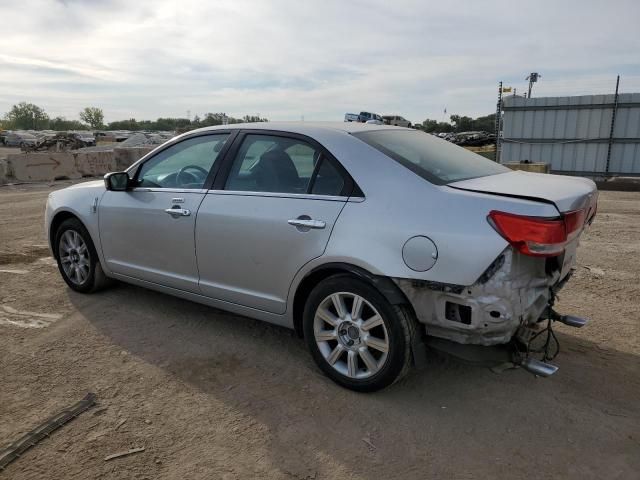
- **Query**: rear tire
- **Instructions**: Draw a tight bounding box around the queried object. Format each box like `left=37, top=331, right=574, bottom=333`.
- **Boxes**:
left=303, top=274, right=416, bottom=392
left=55, top=218, right=111, bottom=293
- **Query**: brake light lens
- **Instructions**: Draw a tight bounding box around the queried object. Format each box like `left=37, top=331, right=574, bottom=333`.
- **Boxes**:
left=563, top=209, right=587, bottom=242
left=488, top=209, right=587, bottom=257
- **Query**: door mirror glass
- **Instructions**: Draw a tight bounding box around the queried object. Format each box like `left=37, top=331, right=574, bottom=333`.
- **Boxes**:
left=104, top=171, right=130, bottom=191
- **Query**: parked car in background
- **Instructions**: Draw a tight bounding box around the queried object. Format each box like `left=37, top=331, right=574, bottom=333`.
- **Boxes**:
left=45, top=122, right=597, bottom=391
left=344, top=111, right=382, bottom=123
left=382, top=115, right=412, bottom=128
left=36, top=131, right=57, bottom=143
left=4, top=131, right=38, bottom=148
left=71, top=132, right=96, bottom=147
left=448, top=131, right=495, bottom=147
left=365, top=114, right=384, bottom=125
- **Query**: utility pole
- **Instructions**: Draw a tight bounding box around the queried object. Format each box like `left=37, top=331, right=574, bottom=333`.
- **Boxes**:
left=495, top=81, right=503, bottom=163
left=526, top=72, right=541, bottom=98
left=605, top=75, right=621, bottom=177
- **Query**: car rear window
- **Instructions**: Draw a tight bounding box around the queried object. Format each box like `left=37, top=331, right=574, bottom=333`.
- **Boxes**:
left=353, top=130, right=508, bottom=185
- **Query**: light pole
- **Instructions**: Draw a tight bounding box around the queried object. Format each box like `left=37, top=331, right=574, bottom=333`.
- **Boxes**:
left=526, top=72, right=541, bottom=98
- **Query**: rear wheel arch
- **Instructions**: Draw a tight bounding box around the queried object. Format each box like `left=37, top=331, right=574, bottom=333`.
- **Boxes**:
left=291, top=262, right=411, bottom=338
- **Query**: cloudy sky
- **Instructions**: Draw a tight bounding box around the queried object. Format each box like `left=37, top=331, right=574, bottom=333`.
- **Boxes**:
left=1, top=0, right=639, bottom=124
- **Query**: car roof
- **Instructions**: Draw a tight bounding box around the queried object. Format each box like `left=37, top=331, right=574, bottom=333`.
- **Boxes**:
left=187, top=121, right=409, bottom=137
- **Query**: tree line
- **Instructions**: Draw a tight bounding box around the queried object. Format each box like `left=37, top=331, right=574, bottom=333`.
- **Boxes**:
left=1, top=101, right=496, bottom=134
left=0, top=102, right=268, bottom=131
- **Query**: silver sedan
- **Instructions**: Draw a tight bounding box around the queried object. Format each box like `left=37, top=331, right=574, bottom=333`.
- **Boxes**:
left=45, top=122, right=597, bottom=391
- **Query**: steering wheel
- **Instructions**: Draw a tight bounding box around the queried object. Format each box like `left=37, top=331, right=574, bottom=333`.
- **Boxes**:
left=176, top=165, right=209, bottom=187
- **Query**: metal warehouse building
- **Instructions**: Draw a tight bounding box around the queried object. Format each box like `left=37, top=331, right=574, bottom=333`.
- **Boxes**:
left=500, top=93, right=640, bottom=177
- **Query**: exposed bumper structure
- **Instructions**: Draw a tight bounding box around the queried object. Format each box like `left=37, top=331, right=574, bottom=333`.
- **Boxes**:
left=394, top=248, right=569, bottom=346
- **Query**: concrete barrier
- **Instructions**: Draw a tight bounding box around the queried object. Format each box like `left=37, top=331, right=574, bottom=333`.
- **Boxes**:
left=0, top=159, right=8, bottom=184
left=504, top=162, right=550, bottom=174
left=113, top=147, right=153, bottom=171
left=2, top=147, right=153, bottom=183
left=6, top=151, right=116, bottom=182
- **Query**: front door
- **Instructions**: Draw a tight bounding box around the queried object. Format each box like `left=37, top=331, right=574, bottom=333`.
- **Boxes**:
left=196, top=132, right=353, bottom=314
left=99, top=133, right=231, bottom=292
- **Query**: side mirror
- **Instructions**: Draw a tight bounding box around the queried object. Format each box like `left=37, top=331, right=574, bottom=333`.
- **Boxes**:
left=104, top=172, right=131, bottom=191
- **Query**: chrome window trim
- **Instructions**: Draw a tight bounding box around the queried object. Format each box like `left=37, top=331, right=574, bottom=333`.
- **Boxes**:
left=206, top=189, right=350, bottom=202
left=130, top=187, right=208, bottom=194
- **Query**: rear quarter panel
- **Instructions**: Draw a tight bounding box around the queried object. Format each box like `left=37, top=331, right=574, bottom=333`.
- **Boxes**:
left=287, top=133, right=561, bottom=291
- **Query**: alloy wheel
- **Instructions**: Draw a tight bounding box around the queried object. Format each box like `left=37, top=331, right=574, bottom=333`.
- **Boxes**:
left=313, top=292, right=389, bottom=379
left=59, top=230, right=90, bottom=285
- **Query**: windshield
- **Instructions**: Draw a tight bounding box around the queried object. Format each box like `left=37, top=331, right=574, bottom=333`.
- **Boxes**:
left=353, top=129, right=507, bottom=185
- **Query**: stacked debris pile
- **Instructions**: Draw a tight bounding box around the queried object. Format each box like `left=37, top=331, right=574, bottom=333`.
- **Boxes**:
left=121, top=133, right=172, bottom=147
left=23, top=133, right=91, bottom=152
left=79, top=132, right=173, bottom=152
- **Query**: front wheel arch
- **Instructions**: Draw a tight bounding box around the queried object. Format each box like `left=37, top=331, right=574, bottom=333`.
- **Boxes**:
left=53, top=216, right=112, bottom=292
left=49, top=211, right=83, bottom=259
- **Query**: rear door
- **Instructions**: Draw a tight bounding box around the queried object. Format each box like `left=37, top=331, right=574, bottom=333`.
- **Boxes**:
left=99, top=132, right=232, bottom=292
left=195, top=131, right=354, bottom=314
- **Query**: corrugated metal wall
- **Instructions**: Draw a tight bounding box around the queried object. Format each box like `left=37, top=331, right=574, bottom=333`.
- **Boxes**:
left=500, top=93, right=640, bottom=176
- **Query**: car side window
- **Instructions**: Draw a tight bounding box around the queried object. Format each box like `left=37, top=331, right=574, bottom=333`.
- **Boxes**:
left=136, top=134, right=229, bottom=189
left=311, top=158, right=345, bottom=195
left=225, top=134, right=322, bottom=194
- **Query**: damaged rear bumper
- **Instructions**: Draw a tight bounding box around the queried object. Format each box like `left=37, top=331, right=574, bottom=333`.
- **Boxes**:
left=394, top=248, right=571, bottom=346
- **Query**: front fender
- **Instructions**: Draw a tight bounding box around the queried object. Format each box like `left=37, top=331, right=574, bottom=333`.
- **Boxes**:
left=46, top=181, right=110, bottom=274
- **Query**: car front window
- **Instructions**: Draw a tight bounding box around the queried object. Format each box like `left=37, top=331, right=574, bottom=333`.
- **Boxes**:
left=353, top=130, right=507, bottom=185
left=136, top=134, right=229, bottom=189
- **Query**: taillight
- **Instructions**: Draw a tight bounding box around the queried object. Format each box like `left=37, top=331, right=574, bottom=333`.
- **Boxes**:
left=563, top=209, right=586, bottom=242
left=488, top=209, right=586, bottom=257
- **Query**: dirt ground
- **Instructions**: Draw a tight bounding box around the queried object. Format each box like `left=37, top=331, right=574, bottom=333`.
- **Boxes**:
left=0, top=182, right=638, bottom=479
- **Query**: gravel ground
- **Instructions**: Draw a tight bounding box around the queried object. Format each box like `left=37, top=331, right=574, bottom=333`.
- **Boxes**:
left=0, top=182, right=638, bottom=479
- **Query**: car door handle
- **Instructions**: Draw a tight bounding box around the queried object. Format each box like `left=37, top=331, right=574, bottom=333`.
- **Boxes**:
left=288, top=218, right=326, bottom=229
left=164, top=207, right=191, bottom=217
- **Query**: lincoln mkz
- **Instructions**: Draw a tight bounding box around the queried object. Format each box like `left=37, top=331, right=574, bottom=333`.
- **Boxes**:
left=46, top=122, right=597, bottom=391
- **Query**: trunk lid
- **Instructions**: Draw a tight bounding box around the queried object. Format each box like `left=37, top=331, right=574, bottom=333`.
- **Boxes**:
left=448, top=170, right=597, bottom=213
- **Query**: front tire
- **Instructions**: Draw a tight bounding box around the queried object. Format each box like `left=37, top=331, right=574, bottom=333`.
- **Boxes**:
left=55, top=218, right=110, bottom=293
left=303, top=274, right=416, bottom=392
